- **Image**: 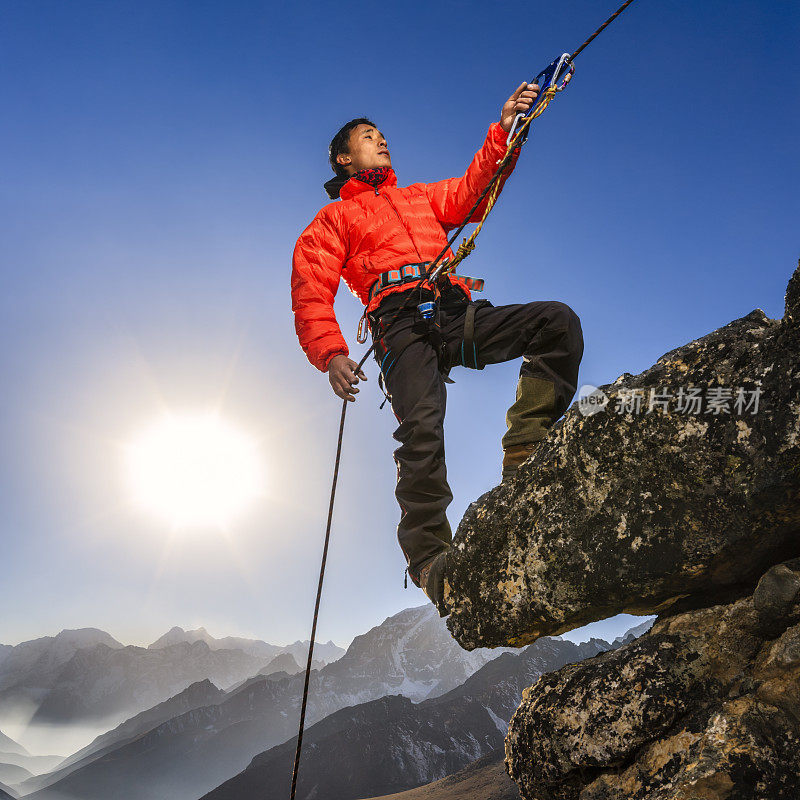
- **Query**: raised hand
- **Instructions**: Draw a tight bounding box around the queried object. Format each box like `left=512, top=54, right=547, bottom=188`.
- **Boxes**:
left=500, top=82, right=541, bottom=133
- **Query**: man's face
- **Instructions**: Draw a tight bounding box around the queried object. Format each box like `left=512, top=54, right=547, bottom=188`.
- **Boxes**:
left=337, top=124, right=391, bottom=175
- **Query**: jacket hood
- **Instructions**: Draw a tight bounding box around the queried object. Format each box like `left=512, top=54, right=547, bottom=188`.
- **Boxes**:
left=323, top=173, right=349, bottom=200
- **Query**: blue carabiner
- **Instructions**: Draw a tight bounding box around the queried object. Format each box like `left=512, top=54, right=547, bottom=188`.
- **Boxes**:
left=506, top=53, right=574, bottom=146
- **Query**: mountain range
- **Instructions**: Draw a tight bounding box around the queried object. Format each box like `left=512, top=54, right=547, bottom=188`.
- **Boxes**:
left=0, top=732, right=25, bottom=758
left=147, top=626, right=344, bottom=665
left=356, top=747, right=521, bottom=800
left=200, top=636, right=610, bottom=800
left=0, top=628, right=342, bottom=731
left=6, top=611, right=651, bottom=800
left=21, top=605, right=519, bottom=800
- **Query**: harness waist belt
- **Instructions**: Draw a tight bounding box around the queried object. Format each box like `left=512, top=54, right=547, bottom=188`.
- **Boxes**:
left=368, top=263, right=429, bottom=301
left=368, top=263, right=485, bottom=301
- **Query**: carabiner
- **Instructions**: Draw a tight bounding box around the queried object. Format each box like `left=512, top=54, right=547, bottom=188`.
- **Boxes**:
left=506, top=53, right=574, bottom=146
left=356, top=308, right=370, bottom=344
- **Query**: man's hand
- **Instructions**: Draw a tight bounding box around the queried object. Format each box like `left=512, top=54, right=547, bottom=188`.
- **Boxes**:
left=500, top=82, right=540, bottom=133
left=328, top=354, right=368, bottom=402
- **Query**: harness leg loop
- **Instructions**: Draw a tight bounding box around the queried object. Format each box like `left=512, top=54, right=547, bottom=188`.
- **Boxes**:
left=462, top=300, right=491, bottom=369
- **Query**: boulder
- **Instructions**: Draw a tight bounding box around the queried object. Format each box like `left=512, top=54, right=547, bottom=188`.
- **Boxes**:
left=445, top=261, right=800, bottom=650
left=504, top=558, right=800, bottom=800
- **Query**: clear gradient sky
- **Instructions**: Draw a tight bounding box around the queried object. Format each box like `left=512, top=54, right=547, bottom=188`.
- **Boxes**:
left=1, top=0, right=798, bottom=650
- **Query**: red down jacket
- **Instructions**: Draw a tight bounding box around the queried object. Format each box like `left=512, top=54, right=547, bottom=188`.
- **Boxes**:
left=291, top=121, right=521, bottom=371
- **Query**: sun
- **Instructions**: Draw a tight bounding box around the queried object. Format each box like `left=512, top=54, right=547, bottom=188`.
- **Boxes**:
left=124, top=412, right=265, bottom=529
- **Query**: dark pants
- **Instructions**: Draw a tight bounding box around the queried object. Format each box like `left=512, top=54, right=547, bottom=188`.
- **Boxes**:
left=368, top=279, right=584, bottom=587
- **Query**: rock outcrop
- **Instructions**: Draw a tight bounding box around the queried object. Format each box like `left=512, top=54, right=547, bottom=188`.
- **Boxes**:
left=505, top=559, right=800, bottom=799
left=446, top=262, right=800, bottom=650
left=441, top=262, right=800, bottom=799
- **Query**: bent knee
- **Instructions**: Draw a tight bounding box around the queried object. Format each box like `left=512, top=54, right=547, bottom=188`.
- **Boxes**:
left=541, top=300, right=582, bottom=332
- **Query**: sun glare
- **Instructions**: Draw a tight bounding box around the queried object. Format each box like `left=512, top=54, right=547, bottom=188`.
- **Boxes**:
left=124, top=412, right=264, bottom=529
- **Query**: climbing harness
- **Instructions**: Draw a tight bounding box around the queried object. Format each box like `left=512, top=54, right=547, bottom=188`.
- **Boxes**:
left=356, top=263, right=485, bottom=345
left=367, top=277, right=464, bottom=409
left=357, top=264, right=485, bottom=409
left=289, top=2, right=638, bottom=798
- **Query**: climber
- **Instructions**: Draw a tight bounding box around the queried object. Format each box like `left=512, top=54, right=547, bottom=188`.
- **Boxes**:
left=290, top=82, right=584, bottom=618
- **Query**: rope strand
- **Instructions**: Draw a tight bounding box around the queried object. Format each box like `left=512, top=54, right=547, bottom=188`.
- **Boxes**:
left=571, top=0, right=637, bottom=60
left=289, top=398, right=348, bottom=800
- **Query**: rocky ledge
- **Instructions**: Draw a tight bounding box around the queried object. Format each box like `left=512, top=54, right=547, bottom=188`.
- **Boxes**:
left=445, top=261, right=800, bottom=650
left=505, top=558, right=800, bottom=799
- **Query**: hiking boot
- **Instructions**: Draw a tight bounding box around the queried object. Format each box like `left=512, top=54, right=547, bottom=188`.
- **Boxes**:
left=501, top=440, right=543, bottom=482
left=418, top=551, right=450, bottom=618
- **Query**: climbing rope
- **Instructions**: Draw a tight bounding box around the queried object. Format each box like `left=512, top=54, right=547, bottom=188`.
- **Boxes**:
left=288, top=399, right=346, bottom=800
left=571, top=0, right=636, bottom=60
left=445, top=80, right=563, bottom=275
left=288, top=2, right=638, bottom=797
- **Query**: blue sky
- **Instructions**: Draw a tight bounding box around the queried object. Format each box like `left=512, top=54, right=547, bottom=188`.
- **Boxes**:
left=0, top=0, right=797, bottom=651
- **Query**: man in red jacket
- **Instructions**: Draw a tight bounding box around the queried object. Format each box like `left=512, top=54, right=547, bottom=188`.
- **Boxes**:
left=291, top=82, right=584, bottom=617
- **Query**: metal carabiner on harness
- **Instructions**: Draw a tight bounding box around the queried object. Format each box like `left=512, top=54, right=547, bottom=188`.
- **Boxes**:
left=356, top=308, right=370, bottom=344
left=506, top=52, right=574, bottom=146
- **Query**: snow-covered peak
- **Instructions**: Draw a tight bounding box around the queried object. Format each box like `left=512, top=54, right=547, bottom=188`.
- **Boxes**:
left=321, top=604, right=513, bottom=702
